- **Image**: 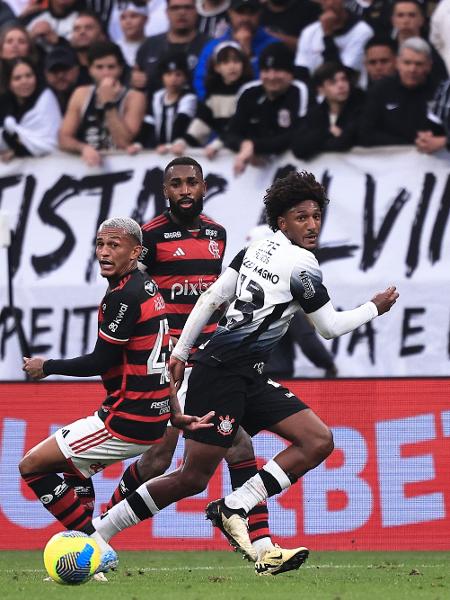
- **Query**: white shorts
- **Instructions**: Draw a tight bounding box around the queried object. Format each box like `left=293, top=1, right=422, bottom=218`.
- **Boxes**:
left=55, top=412, right=152, bottom=478
left=168, top=366, right=192, bottom=427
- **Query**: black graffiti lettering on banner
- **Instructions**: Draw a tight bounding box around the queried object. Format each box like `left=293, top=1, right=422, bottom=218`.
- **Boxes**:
left=400, top=308, right=426, bottom=357
left=347, top=320, right=376, bottom=364
left=360, top=174, right=410, bottom=272
left=59, top=306, right=98, bottom=356
left=0, top=175, right=35, bottom=278
left=31, top=308, right=52, bottom=354
left=429, top=173, right=450, bottom=266
left=31, top=172, right=134, bottom=279
left=360, top=173, right=450, bottom=277
left=0, top=305, right=98, bottom=360
left=405, top=174, right=435, bottom=278
left=331, top=305, right=449, bottom=363
left=0, top=306, right=29, bottom=359
left=331, top=316, right=376, bottom=364
left=130, top=168, right=165, bottom=224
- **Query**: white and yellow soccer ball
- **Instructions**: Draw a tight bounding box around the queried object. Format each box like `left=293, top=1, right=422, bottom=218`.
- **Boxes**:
left=43, top=531, right=101, bottom=585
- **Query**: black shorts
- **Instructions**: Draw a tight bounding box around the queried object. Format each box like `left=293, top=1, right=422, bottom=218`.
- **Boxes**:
left=184, top=361, right=309, bottom=448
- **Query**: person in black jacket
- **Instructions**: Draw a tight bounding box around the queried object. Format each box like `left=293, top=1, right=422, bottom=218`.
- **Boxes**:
left=293, top=61, right=365, bottom=159
left=358, top=37, right=441, bottom=146
left=223, top=41, right=309, bottom=174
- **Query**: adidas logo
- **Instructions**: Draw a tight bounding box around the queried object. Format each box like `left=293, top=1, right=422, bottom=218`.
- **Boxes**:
left=173, top=247, right=186, bottom=257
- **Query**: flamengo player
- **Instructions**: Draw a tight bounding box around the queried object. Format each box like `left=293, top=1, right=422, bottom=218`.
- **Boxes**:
left=106, top=157, right=290, bottom=568
left=20, top=217, right=212, bottom=577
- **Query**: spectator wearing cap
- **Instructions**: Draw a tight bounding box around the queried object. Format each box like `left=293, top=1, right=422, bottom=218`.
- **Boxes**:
left=137, top=51, right=197, bottom=153
left=58, top=40, right=146, bottom=165
left=294, top=0, right=373, bottom=83
left=389, top=0, right=447, bottom=85
left=133, top=0, right=211, bottom=94
left=193, top=0, right=277, bottom=99
left=108, top=0, right=169, bottom=41
left=222, top=42, right=309, bottom=174
left=70, top=12, right=107, bottom=84
left=260, top=0, right=320, bottom=52
left=117, top=3, right=148, bottom=67
left=358, top=37, right=441, bottom=146
left=196, top=0, right=231, bottom=38
left=44, top=45, right=80, bottom=112
left=293, top=61, right=365, bottom=159
left=171, top=40, right=253, bottom=158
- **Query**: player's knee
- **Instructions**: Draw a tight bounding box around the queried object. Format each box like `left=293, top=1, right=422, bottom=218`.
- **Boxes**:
left=225, top=428, right=254, bottom=465
left=18, top=451, right=41, bottom=477
left=138, top=449, right=173, bottom=480
left=310, top=427, right=334, bottom=463
left=179, top=469, right=210, bottom=496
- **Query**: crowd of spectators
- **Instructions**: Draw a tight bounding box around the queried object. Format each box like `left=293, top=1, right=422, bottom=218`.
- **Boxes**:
left=0, top=0, right=449, bottom=171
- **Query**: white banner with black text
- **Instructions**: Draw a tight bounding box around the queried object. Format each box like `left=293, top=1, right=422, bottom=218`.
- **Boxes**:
left=0, top=147, right=449, bottom=378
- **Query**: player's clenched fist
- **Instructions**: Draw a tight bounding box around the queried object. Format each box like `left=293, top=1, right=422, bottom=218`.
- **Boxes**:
left=371, top=286, right=399, bottom=315
left=22, top=357, right=46, bottom=380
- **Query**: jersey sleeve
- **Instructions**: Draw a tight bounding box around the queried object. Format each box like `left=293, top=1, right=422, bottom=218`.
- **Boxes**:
left=289, top=253, right=330, bottom=313
left=140, top=228, right=158, bottom=271
left=228, top=248, right=246, bottom=272
left=99, top=289, right=141, bottom=345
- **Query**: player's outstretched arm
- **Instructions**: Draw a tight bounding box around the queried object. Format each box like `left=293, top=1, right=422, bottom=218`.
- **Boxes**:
left=308, top=286, right=399, bottom=340
left=22, top=338, right=123, bottom=380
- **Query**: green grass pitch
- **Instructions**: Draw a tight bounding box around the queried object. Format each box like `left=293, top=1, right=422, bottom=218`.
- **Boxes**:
left=1, top=550, right=448, bottom=600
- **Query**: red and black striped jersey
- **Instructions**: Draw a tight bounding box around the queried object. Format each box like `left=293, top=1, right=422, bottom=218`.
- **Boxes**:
left=141, top=211, right=226, bottom=352
left=97, top=268, right=171, bottom=444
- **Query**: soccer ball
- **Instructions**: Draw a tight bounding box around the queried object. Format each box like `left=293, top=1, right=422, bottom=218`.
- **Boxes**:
left=43, top=531, right=101, bottom=585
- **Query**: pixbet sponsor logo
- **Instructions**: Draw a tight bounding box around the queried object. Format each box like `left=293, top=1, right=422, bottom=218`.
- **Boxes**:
left=170, top=279, right=212, bottom=300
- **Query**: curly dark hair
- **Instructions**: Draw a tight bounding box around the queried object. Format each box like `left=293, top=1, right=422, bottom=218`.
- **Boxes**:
left=264, top=171, right=329, bottom=231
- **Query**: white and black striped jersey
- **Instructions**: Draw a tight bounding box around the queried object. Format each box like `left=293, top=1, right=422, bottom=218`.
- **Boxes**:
left=143, top=88, right=197, bottom=146
left=427, top=79, right=450, bottom=142
left=193, top=230, right=330, bottom=366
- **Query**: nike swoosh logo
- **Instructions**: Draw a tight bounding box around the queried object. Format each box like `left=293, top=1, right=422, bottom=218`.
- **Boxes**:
left=386, top=104, right=399, bottom=110
left=270, top=552, right=283, bottom=560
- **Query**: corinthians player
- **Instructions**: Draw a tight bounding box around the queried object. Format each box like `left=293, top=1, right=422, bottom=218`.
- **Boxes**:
left=92, top=170, right=399, bottom=575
